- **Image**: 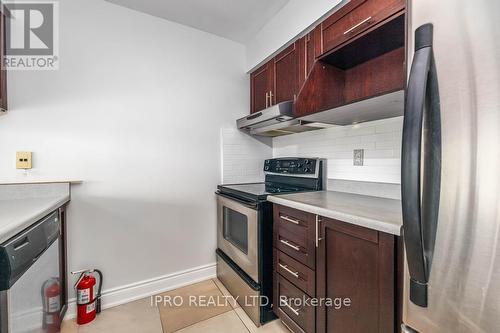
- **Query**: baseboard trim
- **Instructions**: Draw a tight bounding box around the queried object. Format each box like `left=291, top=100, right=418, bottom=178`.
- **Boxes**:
left=65, top=262, right=216, bottom=319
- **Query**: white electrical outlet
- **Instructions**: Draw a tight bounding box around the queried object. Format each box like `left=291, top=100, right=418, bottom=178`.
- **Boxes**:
left=353, top=149, right=364, bottom=166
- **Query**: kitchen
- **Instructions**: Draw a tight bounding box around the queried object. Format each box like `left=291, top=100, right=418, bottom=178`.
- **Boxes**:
left=0, top=0, right=498, bottom=333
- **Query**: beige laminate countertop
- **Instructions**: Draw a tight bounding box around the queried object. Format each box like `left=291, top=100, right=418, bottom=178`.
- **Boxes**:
left=268, top=191, right=403, bottom=235
left=0, top=183, right=71, bottom=243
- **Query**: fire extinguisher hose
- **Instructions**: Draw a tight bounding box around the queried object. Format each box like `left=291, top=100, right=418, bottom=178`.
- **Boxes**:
left=94, top=269, right=103, bottom=314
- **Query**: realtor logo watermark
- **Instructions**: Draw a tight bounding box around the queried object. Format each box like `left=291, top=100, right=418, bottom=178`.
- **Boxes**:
left=3, top=1, right=59, bottom=70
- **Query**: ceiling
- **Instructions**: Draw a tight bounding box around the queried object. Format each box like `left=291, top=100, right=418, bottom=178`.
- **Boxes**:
left=105, top=0, right=290, bottom=43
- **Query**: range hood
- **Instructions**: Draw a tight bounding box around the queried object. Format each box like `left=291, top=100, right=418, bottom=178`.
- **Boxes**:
left=237, top=101, right=333, bottom=137
left=237, top=101, right=294, bottom=130
left=236, top=90, right=404, bottom=137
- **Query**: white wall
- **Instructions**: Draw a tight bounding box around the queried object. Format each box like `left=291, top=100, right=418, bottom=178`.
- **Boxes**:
left=273, top=117, right=403, bottom=184
left=0, top=0, right=248, bottom=305
left=245, top=0, right=345, bottom=71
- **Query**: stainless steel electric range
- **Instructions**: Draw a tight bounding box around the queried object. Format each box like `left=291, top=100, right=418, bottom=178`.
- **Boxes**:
left=215, top=157, right=324, bottom=326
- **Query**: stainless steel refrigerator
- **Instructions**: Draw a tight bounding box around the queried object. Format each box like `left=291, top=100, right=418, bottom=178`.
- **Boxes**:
left=401, top=0, right=500, bottom=332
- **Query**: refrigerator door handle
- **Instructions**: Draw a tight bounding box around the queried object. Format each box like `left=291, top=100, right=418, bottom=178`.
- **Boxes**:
left=401, top=23, right=441, bottom=308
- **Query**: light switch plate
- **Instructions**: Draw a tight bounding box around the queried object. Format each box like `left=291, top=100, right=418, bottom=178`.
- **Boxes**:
left=353, top=149, right=364, bottom=166
left=16, top=151, right=32, bottom=169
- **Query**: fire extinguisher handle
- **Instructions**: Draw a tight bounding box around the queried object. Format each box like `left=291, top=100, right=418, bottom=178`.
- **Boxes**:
left=94, top=269, right=103, bottom=314
left=96, top=297, right=102, bottom=314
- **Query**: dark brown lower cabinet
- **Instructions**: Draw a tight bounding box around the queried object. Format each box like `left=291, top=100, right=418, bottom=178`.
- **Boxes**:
left=316, top=217, right=395, bottom=333
left=273, top=204, right=397, bottom=333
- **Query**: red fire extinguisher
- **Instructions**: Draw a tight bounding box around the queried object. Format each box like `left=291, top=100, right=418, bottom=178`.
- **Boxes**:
left=72, top=269, right=103, bottom=325
left=42, top=277, right=61, bottom=333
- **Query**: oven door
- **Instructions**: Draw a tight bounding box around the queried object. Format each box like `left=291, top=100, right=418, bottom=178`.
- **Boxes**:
left=216, top=193, right=259, bottom=283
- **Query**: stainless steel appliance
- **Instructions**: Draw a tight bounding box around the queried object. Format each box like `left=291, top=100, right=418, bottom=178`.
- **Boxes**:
left=402, top=1, right=500, bottom=332
left=216, top=158, right=324, bottom=326
left=237, top=101, right=294, bottom=132
left=236, top=101, right=334, bottom=137
left=0, top=211, right=66, bottom=333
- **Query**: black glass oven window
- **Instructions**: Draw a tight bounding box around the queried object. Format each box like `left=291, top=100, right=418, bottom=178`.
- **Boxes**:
left=223, top=207, right=248, bottom=254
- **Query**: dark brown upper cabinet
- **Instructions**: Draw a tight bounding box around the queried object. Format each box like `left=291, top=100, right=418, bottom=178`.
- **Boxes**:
left=249, top=0, right=406, bottom=124
left=295, top=12, right=406, bottom=118
left=0, top=10, right=7, bottom=112
left=319, top=0, right=405, bottom=56
left=273, top=43, right=300, bottom=105
left=250, top=61, right=274, bottom=114
left=250, top=41, right=302, bottom=114
left=298, top=26, right=322, bottom=89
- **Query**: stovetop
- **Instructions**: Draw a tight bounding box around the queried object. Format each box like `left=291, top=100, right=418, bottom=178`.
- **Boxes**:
left=223, top=182, right=304, bottom=195
left=217, top=158, right=324, bottom=202
left=217, top=182, right=312, bottom=202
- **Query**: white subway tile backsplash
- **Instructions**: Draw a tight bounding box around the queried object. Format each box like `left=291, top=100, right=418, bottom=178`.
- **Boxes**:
left=347, top=125, right=376, bottom=136
left=221, top=128, right=272, bottom=184
left=221, top=117, right=404, bottom=192
left=364, top=149, right=395, bottom=158
left=361, top=132, right=395, bottom=143
left=273, top=117, right=403, bottom=184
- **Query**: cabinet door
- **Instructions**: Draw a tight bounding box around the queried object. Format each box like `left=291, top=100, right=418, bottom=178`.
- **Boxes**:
left=304, top=33, right=316, bottom=78
left=250, top=61, right=273, bottom=114
left=273, top=43, right=299, bottom=104
left=298, top=30, right=319, bottom=88
left=275, top=274, right=315, bottom=333
left=316, top=217, right=395, bottom=333
left=321, top=0, right=405, bottom=56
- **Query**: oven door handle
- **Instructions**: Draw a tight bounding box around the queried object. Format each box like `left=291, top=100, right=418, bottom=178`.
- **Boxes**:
left=215, top=192, right=259, bottom=209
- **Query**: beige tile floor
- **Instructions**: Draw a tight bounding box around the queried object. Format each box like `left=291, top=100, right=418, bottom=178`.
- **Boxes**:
left=61, top=278, right=289, bottom=333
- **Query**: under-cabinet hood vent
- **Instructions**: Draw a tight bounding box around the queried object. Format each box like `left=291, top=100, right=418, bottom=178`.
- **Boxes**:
left=237, top=101, right=294, bottom=131
left=237, top=90, right=404, bottom=137
left=250, top=120, right=335, bottom=137
left=236, top=101, right=335, bottom=137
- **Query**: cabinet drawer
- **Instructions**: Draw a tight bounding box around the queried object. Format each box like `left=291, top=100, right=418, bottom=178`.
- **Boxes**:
left=275, top=250, right=315, bottom=297
left=275, top=275, right=315, bottom=333
left=277, top=308, right=306, bottom=333
left=274, top=205, right=316, bottom=269
left=321, top=0, right=404, bottom=54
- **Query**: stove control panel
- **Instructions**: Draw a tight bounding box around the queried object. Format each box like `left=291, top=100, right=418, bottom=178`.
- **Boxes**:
left=264, top=158, right=317, bottom=175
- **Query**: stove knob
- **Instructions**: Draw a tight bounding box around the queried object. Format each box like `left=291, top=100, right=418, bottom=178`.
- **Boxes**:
left=304, top=168, right=311, bottom=173
left=264, top=166, right=269, bottom=171
left=304, top=159, right=311, bottom=165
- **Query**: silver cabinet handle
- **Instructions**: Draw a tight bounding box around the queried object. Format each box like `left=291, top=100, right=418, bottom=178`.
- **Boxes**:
left=269, top=90, right=274, bottom=106
left=282, top=300, right=300, bottom=316
left=315, top=215, right=319, bottom=247
left=315, top=215, right=324, bottom=247
left=265, top=92, right=269, bottom=108
left=344, top=16, right=372, bottom=35
left=280, top=215, right=300, bottom=225
left=279, top=263, right=300, bottom=278
left=280, top=239, right=300, bottom=251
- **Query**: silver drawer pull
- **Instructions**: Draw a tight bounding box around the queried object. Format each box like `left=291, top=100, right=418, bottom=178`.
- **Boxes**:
left=283, top=300, right=301, bottom=316
left=280, top=215, right=301, bottom=225
left=279, top=263, right=300, bottom=278
left=343, top=16, right=372, bottom=35
left=280, top=239, right=300, bottom=252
